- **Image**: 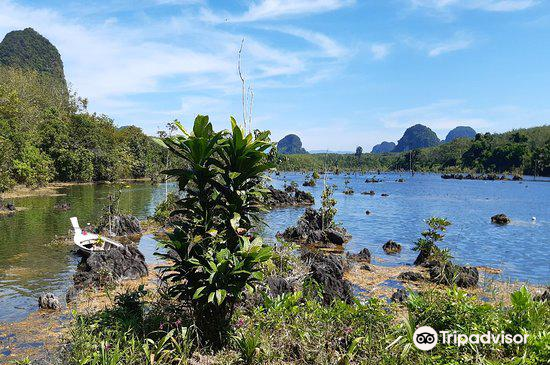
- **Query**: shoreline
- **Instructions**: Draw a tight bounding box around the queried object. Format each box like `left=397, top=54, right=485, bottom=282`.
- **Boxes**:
left=0, top=178, right=155, bottom=200
left=1, top=252, right=546, bottom=362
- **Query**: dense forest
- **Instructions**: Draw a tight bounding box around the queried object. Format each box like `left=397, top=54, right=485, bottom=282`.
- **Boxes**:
left=0, top=29, right=166, bottom=194
left=277, top=126, right=550, bottom=176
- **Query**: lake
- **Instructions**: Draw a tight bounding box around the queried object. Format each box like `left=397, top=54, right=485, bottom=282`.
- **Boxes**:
left=0, top=173, right=548, bottom=323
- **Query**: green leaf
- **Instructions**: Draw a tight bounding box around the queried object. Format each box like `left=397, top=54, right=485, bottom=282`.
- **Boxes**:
left=193, top=286, right=206, bottom=299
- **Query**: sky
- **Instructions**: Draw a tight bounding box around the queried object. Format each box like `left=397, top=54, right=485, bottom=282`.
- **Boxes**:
left=1, top=0, right=549, bottom=151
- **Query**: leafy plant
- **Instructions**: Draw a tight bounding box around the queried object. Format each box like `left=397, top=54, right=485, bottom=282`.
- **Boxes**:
left=320, top=185, right=337, bottom=229
left=157, top=115, right=274, bottom=347
left=413, top=217, right=452, bottom=265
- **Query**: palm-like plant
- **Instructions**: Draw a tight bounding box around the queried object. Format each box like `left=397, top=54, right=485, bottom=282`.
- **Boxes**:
left=156, top=115, right=274, bottom=347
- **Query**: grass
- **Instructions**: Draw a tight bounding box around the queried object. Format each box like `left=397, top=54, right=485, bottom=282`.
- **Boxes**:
left=58, top=242, right=550, bottom=365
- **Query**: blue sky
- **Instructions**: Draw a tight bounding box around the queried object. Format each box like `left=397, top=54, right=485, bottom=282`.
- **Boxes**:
left=1, top=0, right=549, bottom=150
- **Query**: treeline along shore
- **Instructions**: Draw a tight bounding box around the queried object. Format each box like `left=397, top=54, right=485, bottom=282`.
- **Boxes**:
left=275, top=125, right=550, bottom=177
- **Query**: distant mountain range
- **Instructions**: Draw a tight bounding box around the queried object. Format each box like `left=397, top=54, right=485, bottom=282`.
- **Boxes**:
left=279, top=125, right=478, bottom=155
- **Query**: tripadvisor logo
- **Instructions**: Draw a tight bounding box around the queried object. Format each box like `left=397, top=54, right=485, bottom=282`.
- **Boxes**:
left=412, top=326, right=528, bottom=351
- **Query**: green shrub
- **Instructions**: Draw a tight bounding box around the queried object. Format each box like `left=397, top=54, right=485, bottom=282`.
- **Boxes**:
left=157, top=115, right=274, bottom=347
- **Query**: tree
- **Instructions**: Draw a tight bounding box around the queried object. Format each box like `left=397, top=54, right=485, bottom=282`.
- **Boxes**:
left=355, top=146, right=363, bottom=158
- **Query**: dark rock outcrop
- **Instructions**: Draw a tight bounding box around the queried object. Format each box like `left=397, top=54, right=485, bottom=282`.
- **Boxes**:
left=72, top=245, right=148, bottom=291
left=393, top=124, right=440, bottom=152
left=38, top=293, right=60, bottom=310
left=301, top=251, right=353, bottom=305
left=279, top=207, right=351, bottom=248
left=0, top=202, right=16, bottom=211
left=534, top=288, right=549, bottom=302
left=371, top=141, right=396, bottom=154
left=361, top=190, right=375, bottom=195
left=397, top=271, right=423, bottom=281
left=429, top=263, right=479, bottom=288
left=391, top=289, right=409, bottom=303
left=347, top=248, right=371, bottom=263
left=265, top=186, right=314, bottom=208
left=491, top=214, right=510, bottom=225
left=445, top=126, right=476, bottom=143
left=97, top=214, right=141, bottom=236
left=382, top=240, right=401, bottom=254
left=277, top=134, right=308, bottom=154
left=266, top=276, right=294, bottom=297
left=54, top=203, right=71, bottom=211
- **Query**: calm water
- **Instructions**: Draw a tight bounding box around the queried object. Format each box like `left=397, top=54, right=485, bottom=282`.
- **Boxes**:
left=0, top=173, right=549, bottom=322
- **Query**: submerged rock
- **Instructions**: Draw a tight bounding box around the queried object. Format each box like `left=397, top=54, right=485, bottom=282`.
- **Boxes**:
left=97, top=214, right=141, bottom=236
left=382, top=240, right=401, bottom=254
left=301, top=251, right=353, bottom=305
left=72, top=245, right=148, bottom=291
left=381, top=193, right=389, bottom=197
left=397, top=271, right=423, bottom=282
left=38, top=293, right=60, bottom=310
left=361, top=190, right=375, bottom=196
left=429, top=263, right=479, bottom=288
left=491, top=214, right=510, bottom=225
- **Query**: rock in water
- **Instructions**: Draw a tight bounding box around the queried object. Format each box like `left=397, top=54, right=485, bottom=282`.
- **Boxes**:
left=347, top=248, right=371, bottom=263
left=429, top=263, right=479, bottom=288
left=265, top=186, right=314, bottom=208
left=72, top=245, right=148, bottom=290
left=491, top=214, right=510, bottom=225
left=97, top=214, right=141, bottom=236
left=301, top=251, right=353, bottom=305
left=38, top=293, right=60, bottom=310
left=382, top=240, right=402, bottom=254
left=279, top=207, right=351, bottom=248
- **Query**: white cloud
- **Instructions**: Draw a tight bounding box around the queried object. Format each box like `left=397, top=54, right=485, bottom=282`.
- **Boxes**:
left=404, top=32, right=474, bottom=57
left=263, top=26, right=348, bottom=58
left=410, top=0, right=538, bottom=12
left=201, top=0, right=355, bottom=23
left=370, top=43, right=392, bottom=60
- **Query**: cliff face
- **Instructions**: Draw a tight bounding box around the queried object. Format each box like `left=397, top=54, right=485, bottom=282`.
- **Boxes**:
left=445, top=126, right=476, bottom=143
left=277, top=134, right=308, bottom=154
left=0, top=28, right=67, bottom=89
left=371, top=141, right=396, bottom=154
left=393, top=124, right=440, bottom=152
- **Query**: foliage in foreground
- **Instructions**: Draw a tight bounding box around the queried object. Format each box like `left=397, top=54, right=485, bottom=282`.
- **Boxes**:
left=63, top=283, right=550, bottom=365
left=156, top=116, right=274, bottom=347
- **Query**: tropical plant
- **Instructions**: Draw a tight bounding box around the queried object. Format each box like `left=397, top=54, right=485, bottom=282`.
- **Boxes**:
left=157, top=115, right=274, bottom=347
left=413, top=217, right=452, bottom=265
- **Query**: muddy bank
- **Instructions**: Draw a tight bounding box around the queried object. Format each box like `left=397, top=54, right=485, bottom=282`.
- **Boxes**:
left=0, top=264, right=159, bottom=363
